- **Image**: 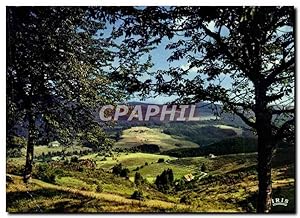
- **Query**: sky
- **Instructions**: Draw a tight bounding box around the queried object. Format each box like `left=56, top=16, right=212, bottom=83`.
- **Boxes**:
left=100, top=11, right=234, bottom=105
left=128, top=23, right=233, bottom=104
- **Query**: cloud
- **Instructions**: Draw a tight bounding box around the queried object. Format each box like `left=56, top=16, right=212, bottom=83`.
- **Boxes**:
left=207, top=21, right=216, bottom=32
left=181, top=63, right=203, bottom=73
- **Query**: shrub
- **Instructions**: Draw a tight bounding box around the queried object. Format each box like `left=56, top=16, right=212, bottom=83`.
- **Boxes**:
left=144, top=162, right=148, bottom=166
left=201, top=163, right=207, bottom=172
left=96, top=184, right=103, bottom=192
left=134, top=144, right=160, bottom=153
left=7, top=136, right=26, bottom=158
left=120, top=168, right=130, bottom=177
left=131, top=190, right=143, bottom=200
left=6, top=175, right=13, bottom=183
left=112, top=163, right=129, bottom=177
left=70, top=156, right=79, bottom=163
left=175, top=179, right=186, bottom=191
left=53, top=168, right=65, bottom=179
left=133, top=166, right=140, bottom=171
left=155, top=168, right=174, bottom=193
left=180, top=195, right=192, bottom=205
left=134, top=172, right=144, bottom=186
left=34, top=164, right=56, bottom=183
left=157, top=158, right=165, bottom=163
left=112, top=163, right=123, bottom=175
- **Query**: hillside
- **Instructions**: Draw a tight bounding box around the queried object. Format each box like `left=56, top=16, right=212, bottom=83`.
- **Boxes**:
left=7, top=146, right=295, bottom=213
left=163, top=137, right=258, bottom=158
left=6, top=175, right=190, bottom=213
left=114, top=126, right=199, bottom=151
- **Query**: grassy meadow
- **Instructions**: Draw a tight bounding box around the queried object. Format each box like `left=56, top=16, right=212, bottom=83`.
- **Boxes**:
left=114, top=127, right=199, bottom=151
left=6, top=126, right=295, bottom=213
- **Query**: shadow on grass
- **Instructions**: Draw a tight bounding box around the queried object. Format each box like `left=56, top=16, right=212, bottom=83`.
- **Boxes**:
left=238, top=184, right=295, bottom=213
left=7, top=188, right=100, bottom=213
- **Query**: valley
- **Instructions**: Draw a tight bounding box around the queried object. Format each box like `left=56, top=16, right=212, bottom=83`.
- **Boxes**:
left=6, top=124, right=295, bottom=213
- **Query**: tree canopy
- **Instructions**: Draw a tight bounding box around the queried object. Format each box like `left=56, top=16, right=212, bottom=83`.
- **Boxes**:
left=6, top=7, right=130, bottom=181
left=105, top=6, right=295, bottom=213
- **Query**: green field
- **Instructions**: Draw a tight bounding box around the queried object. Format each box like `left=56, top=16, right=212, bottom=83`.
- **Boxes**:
left=114, top=127, right=199, bottom=151
left=7, top=175, right=190, bottom=213
left=7, top=149, right=294, bottom=213
left=16, top=145, right=91, bottom=157
left=80, top=152, right=193, bottom=182
left=6, top=128, right=295, bottom=213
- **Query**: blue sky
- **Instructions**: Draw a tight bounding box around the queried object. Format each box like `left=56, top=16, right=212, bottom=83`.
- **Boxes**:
left=100, top=15, right=233, bottom=104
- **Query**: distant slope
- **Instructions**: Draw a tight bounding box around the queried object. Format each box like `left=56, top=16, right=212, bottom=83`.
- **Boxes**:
left=213, top=125, right=243, bottom=136
left=161, top=123, right=245, bottom=146
left=163, top=137, right=258, bottom=158
left=114, top=126, right=199, bottom=151
left=112, top=101, right=251, bottom=128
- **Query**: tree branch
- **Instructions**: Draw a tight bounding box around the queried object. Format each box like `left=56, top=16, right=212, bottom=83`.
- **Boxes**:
left=271, top=108, right=295, bottom=115
left=265, top=57, right=295, bottom=86
left=274, top=118, right=295, bottom=141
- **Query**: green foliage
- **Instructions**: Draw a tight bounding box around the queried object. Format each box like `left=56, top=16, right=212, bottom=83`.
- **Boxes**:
left=6, top=148, right=295, bottom=213
left=131, top=190, right=144, bottom=200
left=112, top=7, right=295, bottom=212
left=96, top=184, right=103, bottom=193
left=7, top=7, right=128, bottom=180
left=175, top=179, right=186, bottom=192
left=120, top=168, right=130, bottom=178
left=112, top=163, right=130, bottom=178
left=134, top=144, right=160, bottom=153
left=70, top=156, right=79, bottom=163
left=134, top=172, right=144, bottom=186
left=34, top=164, right=56, bottom=184
left=112, top=163, right=123, bottom=175
left=6, top=136, right=26, bottom=158
left=81, top=127, right=114, bottom=152
left=155, top=168, right=174, bottom=193
left=201, top=163, right=207, bottom=172
left=163, top=124, right=237, bottom=146
left=157, top=158, right=165, bottom=163
left=180, top=195, right=192, bottom=205
left=114, top=127, right=198, bottom=152
left=6, top=7, right=295, bottom=213
left=164, top=137, right=257, bottom=158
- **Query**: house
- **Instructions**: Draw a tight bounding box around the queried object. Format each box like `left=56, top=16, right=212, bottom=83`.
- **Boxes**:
left=183, top=173, right=194, bottom=182
left=48, top=141, right=60, bottom=147
left=208, top=153, right=216, bottom=159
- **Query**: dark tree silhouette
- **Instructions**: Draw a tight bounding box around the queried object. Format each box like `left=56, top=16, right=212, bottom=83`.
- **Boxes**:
left=7, top=7, right=125, bottom=182
left=109, top=6, right=295, bottom=212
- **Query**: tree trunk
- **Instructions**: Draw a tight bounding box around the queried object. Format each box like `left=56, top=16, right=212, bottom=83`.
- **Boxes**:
left=23, top=112, right=35, bottom=183
left=255, top=86, right=274, bottom=213
left=256, top=130, right=273, bottom=213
